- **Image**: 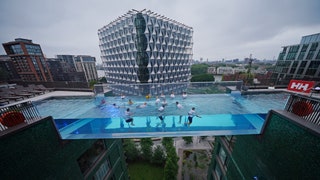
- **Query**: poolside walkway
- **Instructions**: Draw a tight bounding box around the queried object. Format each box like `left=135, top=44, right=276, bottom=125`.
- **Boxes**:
left=174, top=136, right=215, bottom=180
left=2, top=91, right=94, bottom=107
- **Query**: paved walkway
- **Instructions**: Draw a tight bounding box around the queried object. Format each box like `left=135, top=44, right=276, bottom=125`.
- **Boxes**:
left=174, top=136, right=214, bottom=180
left=2, top=91, right=94, bottom=107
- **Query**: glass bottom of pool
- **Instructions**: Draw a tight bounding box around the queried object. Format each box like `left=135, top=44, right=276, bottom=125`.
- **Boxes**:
left=54, top=113, right=266, bottom=139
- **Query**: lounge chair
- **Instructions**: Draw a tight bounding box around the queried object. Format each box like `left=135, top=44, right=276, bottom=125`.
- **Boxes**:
left=0, top=90, right=24, bottom=101
left=35, top=84, right=54, bottom=92
left=25, top=85, right=44, bottom=95
left=10, top=88, right=34, bottom=98
left=0, top=98, right=10, bottom=105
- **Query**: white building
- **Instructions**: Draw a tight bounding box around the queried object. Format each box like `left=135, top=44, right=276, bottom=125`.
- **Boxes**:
left=98, top=9, right=193, bottom=95
left=74, top=55, right=98, bottom=82
left=217, top=67, right=234, bottom=74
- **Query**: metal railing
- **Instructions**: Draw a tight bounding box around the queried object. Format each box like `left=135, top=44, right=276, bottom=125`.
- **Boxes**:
left=0, top=101, right=41, bottom=131
left=93, top=81, right=243, bottom=96
left=285, top=94, right=320, bottom=125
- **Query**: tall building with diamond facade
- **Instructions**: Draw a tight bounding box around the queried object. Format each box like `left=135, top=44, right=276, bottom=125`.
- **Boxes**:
left=98, top=9, right=193, bottom=95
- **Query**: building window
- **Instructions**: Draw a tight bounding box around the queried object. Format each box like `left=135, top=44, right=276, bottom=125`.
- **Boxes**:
left=316, top=51, right=320, bottom=59
left=214, top=163, right=222, bottom=180
left=93, top=160, right=110, bottom=180
left=225, top=135, right=236, bottom=150
left=77, top=140, right=106, bottom=174
left=218, top=146, right=228, bottom=166
left=10, top=44, right=23, bottom=54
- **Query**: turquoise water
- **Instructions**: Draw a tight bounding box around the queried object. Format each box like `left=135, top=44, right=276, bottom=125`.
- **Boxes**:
left=35, top=92, right=289, bottom=139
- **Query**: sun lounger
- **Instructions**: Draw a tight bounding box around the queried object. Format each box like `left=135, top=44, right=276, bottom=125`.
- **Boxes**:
left=10, top=89, right=34, bottom=98
left=35, top=84, right=54, bottom=92
left=25, top=85, right=44, bottom=95
left=0, top=98, right=10, bottom=105
left=0, top=91, right=24, bottom=101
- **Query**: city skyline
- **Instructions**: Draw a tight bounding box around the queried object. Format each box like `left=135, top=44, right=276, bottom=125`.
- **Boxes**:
left=1, top=0, right=319, bottom=63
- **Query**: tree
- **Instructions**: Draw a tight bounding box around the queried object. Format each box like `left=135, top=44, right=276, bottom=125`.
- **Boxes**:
left=89, top=80, right=98, bottom=89
left=182, top=136, right=193, bottom=144
left=162, top=137, right=174, bottom=150
left=99, top=77, right=107, bottom=83
left=191, top=64, right=209, bottom=75
left=191, top=74, right=215, bottom=82
left=164, top=145, right=179, bottom=180
left=140, top=138, right=153, bottom=162
left=152, top=145, right=166, bottom=166
left=164, top=156, right=178, bottom=180
left=166, top=145, right=179, bottom=163
left=122, top=139, right=139, bottom=162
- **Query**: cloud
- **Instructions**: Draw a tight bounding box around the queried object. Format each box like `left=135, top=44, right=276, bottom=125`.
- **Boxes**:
left=0, top=0, right=319, bottom=63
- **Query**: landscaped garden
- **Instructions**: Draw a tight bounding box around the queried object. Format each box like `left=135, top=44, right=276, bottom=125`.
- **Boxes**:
left=181, top=149, right=211, bottom=180
left=128, top=161, right=164, bottom=180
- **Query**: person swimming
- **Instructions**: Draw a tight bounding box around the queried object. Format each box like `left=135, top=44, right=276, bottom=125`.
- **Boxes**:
left=160, top=92, right=165, bottom=99
left=124, top=108, right=134, bottom=126
left=155, top=96, right=161, bottom=105
left=146, top=94, right=151, bottom=100
left=136, top=102, right=147, bottom=108
left=187, top=107, right=201, bottom=126
left=176, top=101, right=183, bottom=123
left=182, top=92, right=187, bottom=99
left=170, top=91, right=175, bottom=99
left=128, top=99, right=133, bottom=105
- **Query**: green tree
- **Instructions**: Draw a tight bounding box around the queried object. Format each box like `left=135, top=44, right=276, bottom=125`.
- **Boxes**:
left=191, top=74, right=215, bottom=82
left=182, top=136, right=193, bottom=144
left=164, top=156, right=178, bottom=180
left=191, top=64, right=209, bottom=75
left=140, top=138, right=153, bottom=162
left=151, top=145, right=166, bottom=166
left=162, top=137, right=174, bottom=150
left=123, top=139, right=140, bottom=162
left=89, top=80, right=98, bottom=89
left=166, top=145, right=179, bottom=163
left=99, top=77, right=107, bottom=83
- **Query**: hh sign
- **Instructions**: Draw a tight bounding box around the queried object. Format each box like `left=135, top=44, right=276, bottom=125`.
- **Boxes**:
left=287, top=80, right=315, bottom=93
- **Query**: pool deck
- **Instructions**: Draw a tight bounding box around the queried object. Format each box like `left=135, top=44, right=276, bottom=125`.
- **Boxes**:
left=2, top=91, right=94, bottom=107
left=2, top=88, right=319, bottom=108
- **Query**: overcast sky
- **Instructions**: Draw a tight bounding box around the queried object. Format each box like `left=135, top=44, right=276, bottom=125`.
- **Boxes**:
left=1, top=0, right=319, bottom=63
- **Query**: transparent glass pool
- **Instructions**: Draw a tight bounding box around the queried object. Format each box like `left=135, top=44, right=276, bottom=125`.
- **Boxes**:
left=35, top=92, right=289, bottom=139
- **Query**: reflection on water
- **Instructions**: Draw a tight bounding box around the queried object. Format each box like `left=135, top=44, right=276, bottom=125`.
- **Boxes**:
left=39, top=92, right=288, bottom=139
left=36, top=93, right=288, bottom=119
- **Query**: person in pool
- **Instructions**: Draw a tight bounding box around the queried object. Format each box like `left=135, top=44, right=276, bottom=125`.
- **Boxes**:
left=170, top=91, right=175, bottom=99
left=145, top=93, right=151, bottom=100
left=157, top=104, right=166, bottom=126
left=136, top=102, right=147, bottom=108
left=124, top=108, right=134, bottom=126
left=176, top=101, right=183, bottom=123
left=128, top=99, right=134, bottom=105
left=187, top=107, right=201, bottom=126
left=182, top=92, right=187, bottom=99
left=155, top=96, right=161, bottom=105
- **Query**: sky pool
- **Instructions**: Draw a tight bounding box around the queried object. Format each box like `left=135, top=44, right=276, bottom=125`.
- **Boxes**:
left=34, top=92, right=289, bottom=139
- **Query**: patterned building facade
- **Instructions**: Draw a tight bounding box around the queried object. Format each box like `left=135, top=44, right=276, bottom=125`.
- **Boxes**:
left=271, top=33, right=320, bottom=85
left=98, top=9, right=193, bottom=95
left=0, top=116, right=128, bottom=179
left=207, top=100, right=320, bottom=179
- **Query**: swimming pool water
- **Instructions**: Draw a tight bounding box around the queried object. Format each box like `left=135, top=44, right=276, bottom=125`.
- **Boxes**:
left=35, top=93, right=289, bottom=119
left=33, top=92, right=289, bottom=139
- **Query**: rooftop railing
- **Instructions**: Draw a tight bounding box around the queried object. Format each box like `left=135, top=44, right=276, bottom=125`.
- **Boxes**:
left=285, top=94, right=320, bottom=126
left=0, top=101, right=41, bottom=131
left=93, top=81, right=244, bottom=96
